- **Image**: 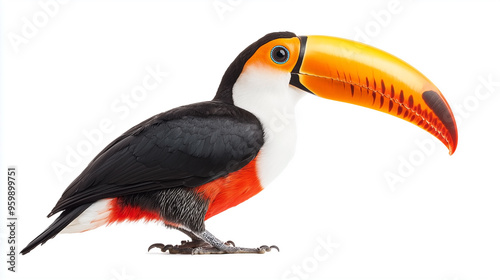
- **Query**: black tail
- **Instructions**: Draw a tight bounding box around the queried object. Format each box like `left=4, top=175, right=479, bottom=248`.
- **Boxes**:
left=20, top=203, right=91, bottom=255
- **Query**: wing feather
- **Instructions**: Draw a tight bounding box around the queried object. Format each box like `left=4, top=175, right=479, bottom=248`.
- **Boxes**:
left=49, top=101, right=264, bottom=216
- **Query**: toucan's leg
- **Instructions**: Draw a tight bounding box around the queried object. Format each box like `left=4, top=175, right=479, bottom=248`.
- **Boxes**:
left=175, top=228, right=210, bottom=248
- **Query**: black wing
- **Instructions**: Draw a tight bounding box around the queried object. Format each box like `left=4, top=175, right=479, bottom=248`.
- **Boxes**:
left=49, top=101, right=264, bottom=216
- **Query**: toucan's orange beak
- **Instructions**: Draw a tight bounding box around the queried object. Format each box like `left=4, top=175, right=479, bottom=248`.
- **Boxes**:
left=290, top=35, right=458, bottom=155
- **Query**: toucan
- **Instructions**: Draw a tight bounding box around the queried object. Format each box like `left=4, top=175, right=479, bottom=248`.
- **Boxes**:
left=21, top=31, right=457, bottom=255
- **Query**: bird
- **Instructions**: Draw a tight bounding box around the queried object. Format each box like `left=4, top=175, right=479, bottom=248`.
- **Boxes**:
left=21, top=31, right=457, bottom=255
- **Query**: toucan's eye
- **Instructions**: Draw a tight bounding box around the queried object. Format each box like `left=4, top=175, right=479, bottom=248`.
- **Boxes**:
left=271, top=46, right=289, bottom=64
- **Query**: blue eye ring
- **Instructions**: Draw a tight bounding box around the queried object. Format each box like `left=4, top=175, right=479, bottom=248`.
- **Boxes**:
left=270, top=45, right=290, bottom=64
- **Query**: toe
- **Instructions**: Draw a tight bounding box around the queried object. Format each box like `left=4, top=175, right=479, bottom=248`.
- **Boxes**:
left=258, top=245, right=280, bottom=253
left=270, top=245, right=280, bottom=252
left=148, top=243, right=165, bottom=252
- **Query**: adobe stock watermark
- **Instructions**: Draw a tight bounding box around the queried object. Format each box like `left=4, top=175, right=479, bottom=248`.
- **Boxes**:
left=281, top=235, right=340, bottom=280
left=353, top=0, right=403, bottom=45
left=51, top=64, right=169, bottom=183
left=109, top=267, right=135, bottom=280
left=7, top=0, right=69, bottom=54
left=338, top=0, right=403, bottom=61
left=212, top=0, right=242, bottom=21
left=266, top=105, right=296, bottom=143
left=384, top=74, right=499, bottom=191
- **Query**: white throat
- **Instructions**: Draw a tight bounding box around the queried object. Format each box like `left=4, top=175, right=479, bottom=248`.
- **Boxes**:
left=232, top=66, right=304, bottom=187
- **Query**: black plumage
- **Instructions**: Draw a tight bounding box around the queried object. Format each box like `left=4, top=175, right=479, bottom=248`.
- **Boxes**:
left=21, top=101, right=263, bottom=254
left=50, top=101, right=264, bottom=215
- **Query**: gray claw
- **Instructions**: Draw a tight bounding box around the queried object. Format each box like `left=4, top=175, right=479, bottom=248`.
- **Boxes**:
left=259, top=245, right=280, bottom=252
left=225, top=240, right=235, bottom=247
left=270, top=245, right=280, bottom=252
left=148, top=243, right=164, bottom=252
left=148, top=243, right=173, bottom=252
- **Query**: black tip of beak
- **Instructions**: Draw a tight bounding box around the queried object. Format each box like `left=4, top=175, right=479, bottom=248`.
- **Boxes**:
left=422, top=90, right=458, bottom=153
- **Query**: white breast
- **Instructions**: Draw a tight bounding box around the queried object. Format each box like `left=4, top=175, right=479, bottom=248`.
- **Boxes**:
left=232, top=66, right=304, bottom=187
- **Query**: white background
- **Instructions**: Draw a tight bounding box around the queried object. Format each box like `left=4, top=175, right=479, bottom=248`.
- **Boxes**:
left=1, top=1, right=500, bottom=279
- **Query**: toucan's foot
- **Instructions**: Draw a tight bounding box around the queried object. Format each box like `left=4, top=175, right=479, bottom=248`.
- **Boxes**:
left=149, top=230, right=279, bottom=254
left=148, top=240, right=279, bottom=254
